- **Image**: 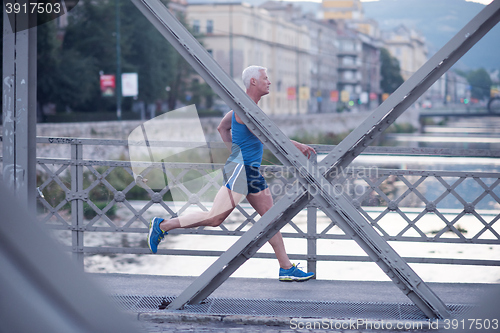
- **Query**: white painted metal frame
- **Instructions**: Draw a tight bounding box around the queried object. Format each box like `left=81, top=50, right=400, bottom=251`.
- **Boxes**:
left=131, top=0, right=500, bottom=319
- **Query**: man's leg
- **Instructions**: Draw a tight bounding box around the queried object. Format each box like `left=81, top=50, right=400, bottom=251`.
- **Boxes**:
left=247, top=187, right=315, bottom=281
left=148, top=186, right=244, bottom=253
left=161, top=186, right=244, bottom=231
left=246, top=188, right=292, bottom=269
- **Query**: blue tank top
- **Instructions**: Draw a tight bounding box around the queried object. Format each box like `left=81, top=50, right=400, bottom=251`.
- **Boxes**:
left=228, top=112, right=263, bottom=167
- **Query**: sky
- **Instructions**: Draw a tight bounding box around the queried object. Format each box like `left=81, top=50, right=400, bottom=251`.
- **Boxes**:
left=287, top=0, right=494, bottom=5
left=454, top=0, right=492, bottom=3
left=456, top=0, right=493, bottom=3
left=359, top=0, right=493, bottom=4
left=360, top=0, right=493, bottom=5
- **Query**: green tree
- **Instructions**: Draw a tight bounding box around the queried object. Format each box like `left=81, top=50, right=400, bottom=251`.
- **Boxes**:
left=1, top=0, right=214, bottom=117
left=466, top=68, right=492, bottom=100
left=380, top=48, right=404, bottom=94
left=54, top=0, right=209, bottom=114
left=164, top=12, right=209, bottom=111
left=189, top=79, right=216, bottom=110
left=121, top=0, right=177, bottom=106
left=55, top=48, right=98, bottom=111
left=166, top=46, right=193, bottom=110
left=37, top=20, right=62, bottom=111
left=57, top=0, right=117, bottom=112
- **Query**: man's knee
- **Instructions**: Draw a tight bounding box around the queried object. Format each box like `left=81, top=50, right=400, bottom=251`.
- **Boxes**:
left=206, top=216, right=224, bottom=227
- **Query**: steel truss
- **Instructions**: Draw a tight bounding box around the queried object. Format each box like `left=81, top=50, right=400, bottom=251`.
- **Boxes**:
left=131, top=0, right=500, bottom=318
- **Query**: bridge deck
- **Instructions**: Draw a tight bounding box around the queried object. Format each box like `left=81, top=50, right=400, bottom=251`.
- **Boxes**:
left=91, top=273, right=496, bottom=320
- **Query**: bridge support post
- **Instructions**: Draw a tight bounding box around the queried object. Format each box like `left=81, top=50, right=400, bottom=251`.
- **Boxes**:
left=2, top=4, right=37, bottom=213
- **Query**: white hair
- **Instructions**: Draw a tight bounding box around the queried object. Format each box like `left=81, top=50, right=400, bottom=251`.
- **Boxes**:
left=242, top=66, right=267, bottom=89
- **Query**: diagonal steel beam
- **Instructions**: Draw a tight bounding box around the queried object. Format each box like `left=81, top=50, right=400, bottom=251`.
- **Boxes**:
left=131, top=0, right=500, bottom=318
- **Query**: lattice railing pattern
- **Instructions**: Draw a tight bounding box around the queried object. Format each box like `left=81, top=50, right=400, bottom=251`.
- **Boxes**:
left=4, top=138, right=499, bottom=270
left=324, top=169, right=500, bottom=244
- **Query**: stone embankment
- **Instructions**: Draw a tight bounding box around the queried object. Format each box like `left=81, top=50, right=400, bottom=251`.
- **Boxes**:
left=1, top=110, right=419, bottom=161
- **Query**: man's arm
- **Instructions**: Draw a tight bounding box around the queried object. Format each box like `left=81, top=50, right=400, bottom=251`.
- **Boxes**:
left=217, top=111, right=233, bottom=151
left=218, top=110, right=313, bottom=158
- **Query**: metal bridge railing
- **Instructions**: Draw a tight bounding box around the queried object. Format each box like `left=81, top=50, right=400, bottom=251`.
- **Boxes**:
left=2, top=136, right=500, bottom=273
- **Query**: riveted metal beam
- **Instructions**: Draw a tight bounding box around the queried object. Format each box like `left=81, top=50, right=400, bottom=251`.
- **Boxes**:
left=70, top=142, right=84, bottom=267
left=2, top=6, right=37, bottom=213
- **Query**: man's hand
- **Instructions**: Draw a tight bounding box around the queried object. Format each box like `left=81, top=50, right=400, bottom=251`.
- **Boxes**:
left=292, top=140, right=316, bottom=159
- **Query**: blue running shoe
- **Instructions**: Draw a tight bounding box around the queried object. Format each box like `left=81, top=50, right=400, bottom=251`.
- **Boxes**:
left=279, top=263, right=314, bottom=282
left=148, top=217, right=167, bottom=254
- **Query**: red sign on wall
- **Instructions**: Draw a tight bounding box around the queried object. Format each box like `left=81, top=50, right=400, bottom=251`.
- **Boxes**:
left=330, top=90, right=339, bottom=102
left=287, top=87, right=296, bottom=100
left=100, top=74, right=115, bottom=97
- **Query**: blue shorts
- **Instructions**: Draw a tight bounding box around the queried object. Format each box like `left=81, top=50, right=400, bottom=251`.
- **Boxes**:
left=223, top=162, right=268, bottom=195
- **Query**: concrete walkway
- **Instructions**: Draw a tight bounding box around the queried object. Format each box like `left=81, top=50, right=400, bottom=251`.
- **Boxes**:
left=89, top=273, right=498, bottom=333
left=91, top=273, right=493, bottom=305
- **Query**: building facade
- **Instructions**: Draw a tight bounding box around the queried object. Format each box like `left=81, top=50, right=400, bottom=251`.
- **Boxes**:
left=260, top=1, right=339, bottom=113
left=359, top=33, right=382, bottom=110
left=295, top=15, right=339, bottom=113
left=186, top=2, right=310, bottom=115
left=322, top=0, right=364, bottom=20
left=381, top=25, right=428, bottom=81
left=427, top=71, right=471, bottom=107
left=320, top=0, right=381, bottom=111
left=331, top=23, right=382, bottom=112
left=335, top=26, right=362, bottom=106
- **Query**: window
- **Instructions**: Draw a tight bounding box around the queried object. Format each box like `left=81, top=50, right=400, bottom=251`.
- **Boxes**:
left=342, top=41, right=354, bottom=52
left=343, top=57, right=354, bottom=66
left=193, top=20, right=200, bottom=33
left=344, top=71, right=354, bottom=80
left=206, top=20, right=213, bottom=34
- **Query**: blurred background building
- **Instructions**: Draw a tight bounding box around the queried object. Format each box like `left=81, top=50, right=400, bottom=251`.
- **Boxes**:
left=380, top=25, right=428, bottom=81
left=21, top=0, right=494, bottom=122
left=187, top=2, right=310, bottom=115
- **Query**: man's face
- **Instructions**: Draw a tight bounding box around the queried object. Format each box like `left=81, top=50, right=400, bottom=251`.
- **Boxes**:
left=254, top=69, right=271, bottom=96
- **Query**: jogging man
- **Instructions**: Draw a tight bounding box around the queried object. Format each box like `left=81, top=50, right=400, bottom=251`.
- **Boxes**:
left=148, top=65, right=315, bottom=282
